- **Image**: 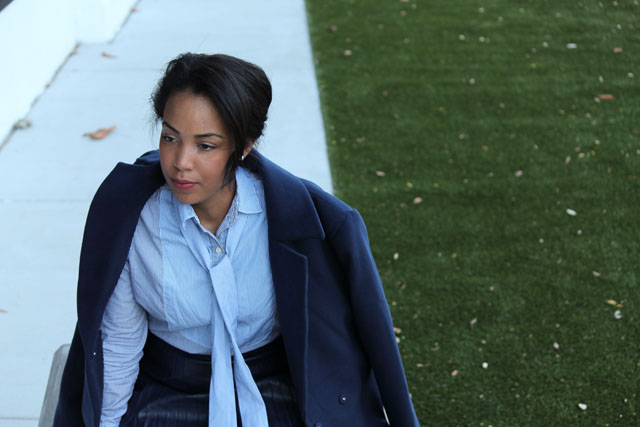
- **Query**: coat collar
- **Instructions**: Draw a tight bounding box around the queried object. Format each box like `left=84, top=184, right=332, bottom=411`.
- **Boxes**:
left=237, top=151, right=325, bottom=241
left=77, top=155, right=165, bottom=344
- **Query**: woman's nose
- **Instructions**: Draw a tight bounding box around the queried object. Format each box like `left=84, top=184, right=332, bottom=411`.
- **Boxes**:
left=173, top=145, right=193, bottom=170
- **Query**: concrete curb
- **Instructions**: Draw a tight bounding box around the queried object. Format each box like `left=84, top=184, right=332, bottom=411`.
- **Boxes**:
left=37, top=345, right=69, bottom=427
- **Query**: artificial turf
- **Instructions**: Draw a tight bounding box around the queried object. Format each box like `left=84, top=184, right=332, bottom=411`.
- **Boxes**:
left=306, top=0, right=639, bottom=425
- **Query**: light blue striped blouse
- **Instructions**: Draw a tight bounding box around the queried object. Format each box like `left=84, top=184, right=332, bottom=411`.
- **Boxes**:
left=99, top=166, right=279, bottom=426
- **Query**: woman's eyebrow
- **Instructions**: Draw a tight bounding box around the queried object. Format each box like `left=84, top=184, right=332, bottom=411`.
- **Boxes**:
left=162, top=121, right=224, bottom=139
left=194, top=132, right=225, bottom=139
left=162, top=121, right=181, bottom=134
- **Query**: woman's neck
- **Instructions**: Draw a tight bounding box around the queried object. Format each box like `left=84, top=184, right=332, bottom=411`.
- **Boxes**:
left=192, top=180, right=236, bottom=235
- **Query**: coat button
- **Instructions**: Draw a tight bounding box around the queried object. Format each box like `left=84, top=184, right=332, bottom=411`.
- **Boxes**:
left=338, top=393, right=347, bottom=405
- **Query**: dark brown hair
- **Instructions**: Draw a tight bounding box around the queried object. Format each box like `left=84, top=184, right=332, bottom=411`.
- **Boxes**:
left=152, top=53, right=272, bottom=184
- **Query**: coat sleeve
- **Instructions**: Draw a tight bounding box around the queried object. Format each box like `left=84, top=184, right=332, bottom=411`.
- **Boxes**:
left=53, top=324, right=86, bottom=427
left=331, top=209, right=420, bottom=427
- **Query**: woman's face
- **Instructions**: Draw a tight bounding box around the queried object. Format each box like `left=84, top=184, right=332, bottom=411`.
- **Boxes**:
left=159, top=90, right=242, bottom=216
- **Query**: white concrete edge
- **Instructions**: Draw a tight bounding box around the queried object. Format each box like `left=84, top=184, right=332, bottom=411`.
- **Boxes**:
left=0, top=0, right=137, bottom=142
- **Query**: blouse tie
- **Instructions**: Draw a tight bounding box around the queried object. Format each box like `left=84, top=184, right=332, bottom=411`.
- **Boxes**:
left=207, top=255, right=268, bottom=426
left=180, top=201, right=269, bottom=427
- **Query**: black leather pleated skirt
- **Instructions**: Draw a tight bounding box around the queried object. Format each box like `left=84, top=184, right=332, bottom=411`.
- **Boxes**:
left=120, top=333, right=304, bottom=427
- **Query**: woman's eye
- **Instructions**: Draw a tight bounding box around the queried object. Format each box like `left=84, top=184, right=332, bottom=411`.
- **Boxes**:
left=161, top=134, right=176, bottom=143
left=199, top=144, right=216, bottom=151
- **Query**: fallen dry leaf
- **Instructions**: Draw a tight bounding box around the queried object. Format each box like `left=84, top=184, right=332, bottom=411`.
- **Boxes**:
left=375, top=170, right=386, bottom=177
left=613, top=47, right=623, bottom=53
left=592, top=271, right=601, bottom=277
left=598, top=94, right=614, bottom=100
left=578, top=403, right=587, bottom=410
left=514, top=170, right=524, bottom=177
left=566, top=208, right=577, bottom=216
left=469, top=318, right=478, bottom=327
left=101, top=52, right=116, bottom=58
left=83, top=126, right=116, bottom=140
left=451, top=370, right=459, bottom=377
left=607, top=299, right=617, bottom=306
left=0, top=308, right=7, bottom=313
left=413, top=197, right=423, bottom=204
left=393, top=327, right=402, bottom=334
left=13, top=119, right=32, bottom=130
left=343, top=49, right=353, bottom=56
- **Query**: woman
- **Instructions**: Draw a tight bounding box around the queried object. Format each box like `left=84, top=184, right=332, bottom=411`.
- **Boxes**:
left=54, top=53, right=419, bottom=427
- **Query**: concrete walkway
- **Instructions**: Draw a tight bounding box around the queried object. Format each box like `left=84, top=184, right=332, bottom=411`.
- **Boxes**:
left=0, top=0, right=330, bottom=425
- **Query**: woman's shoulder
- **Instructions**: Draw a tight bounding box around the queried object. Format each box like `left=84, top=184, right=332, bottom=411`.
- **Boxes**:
left=245, top=151, right=361, bottom=238
left=251, top=152, right=350, bottom=211
left=92, top=152, right=163, bottom=204
left=296, top=178, right=366, bottom=241
left=300, top=178, right=352, bottom=216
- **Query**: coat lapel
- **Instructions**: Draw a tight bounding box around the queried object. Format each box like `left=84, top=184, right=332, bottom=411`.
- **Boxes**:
left=268, top=241, right=310, bottom=413
left=244, top=152, right=325, bottom=417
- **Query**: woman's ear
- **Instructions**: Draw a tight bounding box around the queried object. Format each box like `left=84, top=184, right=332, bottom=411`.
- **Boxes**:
left=243, top=140, right=255, bottom=158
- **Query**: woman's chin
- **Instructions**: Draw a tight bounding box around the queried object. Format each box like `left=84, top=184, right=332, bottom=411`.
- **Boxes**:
left=169, top=188, right=199, bottom=206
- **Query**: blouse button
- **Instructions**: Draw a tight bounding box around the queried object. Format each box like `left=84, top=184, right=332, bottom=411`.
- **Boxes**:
left=215, top=247, right=223, bottom=254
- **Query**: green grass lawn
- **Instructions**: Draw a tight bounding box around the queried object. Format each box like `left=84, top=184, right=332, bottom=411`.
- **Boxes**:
left=306, top=0, right=639, bottom=425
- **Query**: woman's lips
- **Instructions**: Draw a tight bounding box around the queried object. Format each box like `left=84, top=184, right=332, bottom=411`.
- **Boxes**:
left=171, top=178, right=196, bottom=191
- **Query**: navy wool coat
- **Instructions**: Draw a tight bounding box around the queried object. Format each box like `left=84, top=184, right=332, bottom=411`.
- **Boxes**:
left=54, top=151, right=420, bottom=427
